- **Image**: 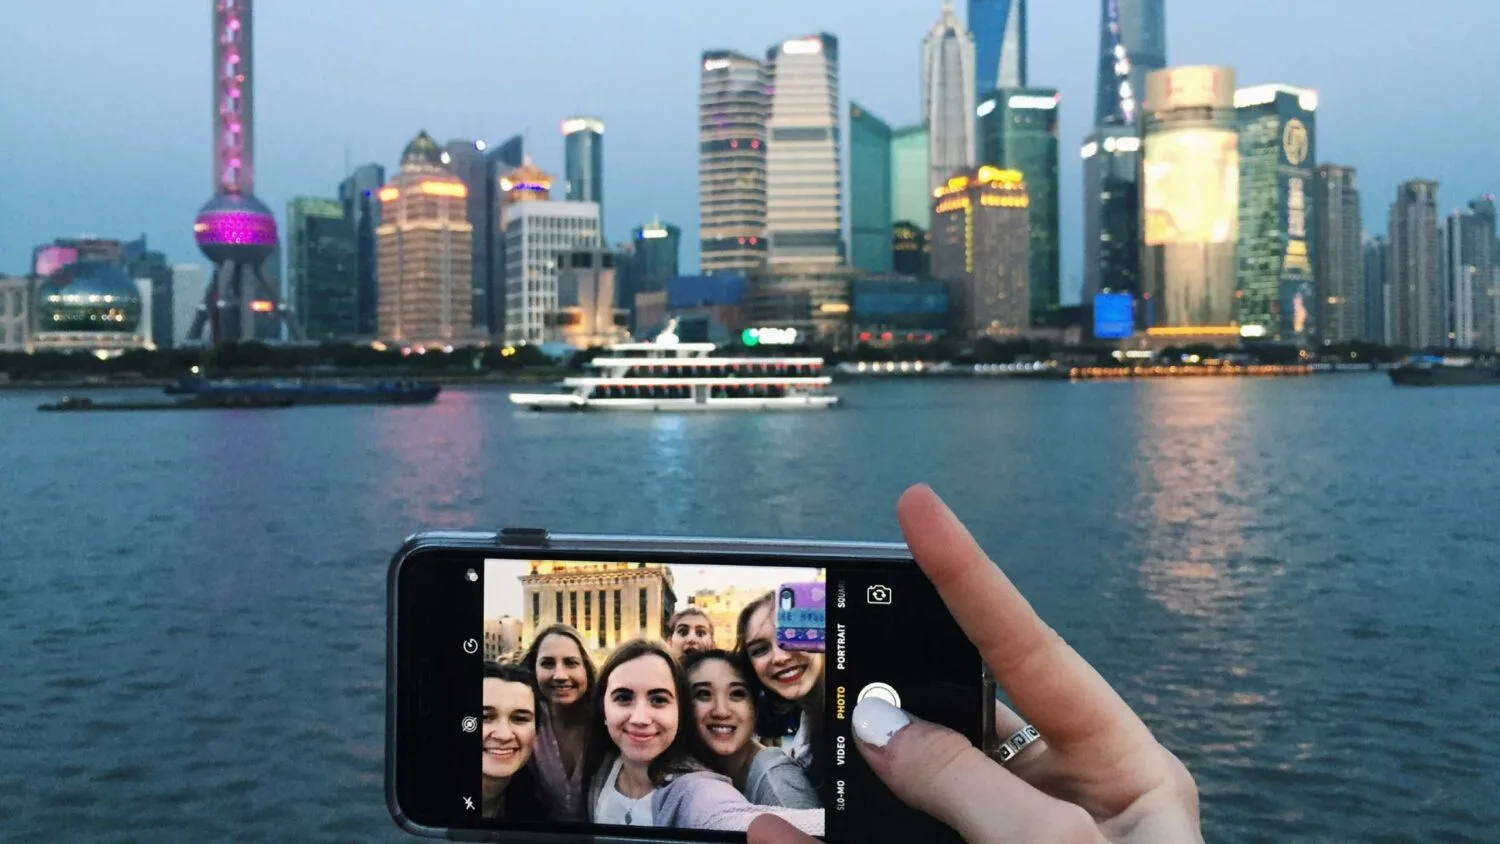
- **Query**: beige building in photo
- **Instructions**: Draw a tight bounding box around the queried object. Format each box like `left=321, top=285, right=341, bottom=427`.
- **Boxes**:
left=519, top=562, right=677, bottom=660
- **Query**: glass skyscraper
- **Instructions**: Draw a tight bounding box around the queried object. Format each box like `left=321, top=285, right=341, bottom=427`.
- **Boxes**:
left=766, top=33, right=845, bottom=266
left=924, top=4, right=976, bottom=196
left=891, top=124, right=931, bottom=229
left=969, top=0, right=1027, bottom=96
left=1080, top=126, right=1141, bottom=303
left=850, top=103, right=894, bottom=274
left=978, top=88, right=1060, bottom=326
left=1092, top=0, right=1165, bottom=127
left=443, top=139, right=492, bottom=330
left=1235, top=84, right=1318, bottom=342
left=338, top=162, right=384, bottom=336
left=287, top=196, right=356, bottom=340
left=625, top=218, right=682, bottom=307
left=563, top=117, right=605, bottom=220
left=699, top=50, right=769, bottom=273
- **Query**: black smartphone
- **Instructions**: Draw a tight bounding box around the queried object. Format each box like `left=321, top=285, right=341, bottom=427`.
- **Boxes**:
left=387, top=528, right=998, bottom=843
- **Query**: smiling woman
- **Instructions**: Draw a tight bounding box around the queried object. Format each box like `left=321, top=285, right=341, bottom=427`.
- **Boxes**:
left=479, top=662, right=546, bottom=820
left=521, top=625, right=598, bottom=821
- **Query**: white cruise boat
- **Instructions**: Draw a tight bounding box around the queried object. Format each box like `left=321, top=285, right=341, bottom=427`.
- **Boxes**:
left=509, top=323, right=839, bottom=412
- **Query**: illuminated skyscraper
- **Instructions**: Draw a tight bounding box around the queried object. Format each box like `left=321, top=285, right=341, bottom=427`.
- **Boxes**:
left=189, top=0, right=299, bottom=344
left=1092, top=0, right=1165, bottom=127
left=1388, top=180, right=1442, bottom=349
left=930, top=167, right=1031, bottom=338
left=1236, top=84, right=1318, bottom=342
left=766, top=34, right=845, bottom=266
left=699, top=50, right=769, bottom=273
left=1080, top=126, right=1141, bottom=304
left=923, top=4, right=976, bottom=195
left=850, top=103, right=894, bottom=273
left=494, top=160, right=555, bottom=339
left=375, top=131, right=473, bottom=348
left=1140, top=66, right=1240, bottom=332
left=1315, top=165, right=1363, bottom=344
left=890, top=124, right=932, bottom=228
left=978, top=89, right=1060, bottom=326
left=502, top=201, right=601, bottom=345
left=563, top=117, right=605, bottom=216
left=969, top=0, right=1027, bottom=95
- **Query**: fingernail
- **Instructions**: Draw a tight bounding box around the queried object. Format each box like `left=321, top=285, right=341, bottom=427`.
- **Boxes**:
left=852, top=698, right=911, bottom=748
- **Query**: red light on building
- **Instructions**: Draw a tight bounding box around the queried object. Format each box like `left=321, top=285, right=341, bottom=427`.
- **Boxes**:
left=249, top=299, right=274, bottom=313
left=859, top=332, right=872, bottom=341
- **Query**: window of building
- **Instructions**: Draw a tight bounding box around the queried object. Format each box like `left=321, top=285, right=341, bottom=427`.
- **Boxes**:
left=570, top=591, right=578, bottom=628
left=555, top=592, right=563, bottom=623
left=584, top=591, right=592, bottom=631
left=532, top=593, right=540, bottom=627
left=614, top=589, right=622, bottom=640
left=638, top=588, right=647, bottom=631
left=598, top=590, right=607, bottom=648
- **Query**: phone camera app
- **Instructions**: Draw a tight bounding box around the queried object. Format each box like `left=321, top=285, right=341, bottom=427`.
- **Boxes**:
left=865, top=584, right=892, bottom=605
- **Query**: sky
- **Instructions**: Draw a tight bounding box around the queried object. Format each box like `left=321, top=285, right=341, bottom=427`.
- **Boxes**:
left=3, top=0, right=1499, bottom=304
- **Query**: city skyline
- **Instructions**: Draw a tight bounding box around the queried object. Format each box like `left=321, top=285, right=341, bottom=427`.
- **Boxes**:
left=3, top=0, right=1499, bottom=308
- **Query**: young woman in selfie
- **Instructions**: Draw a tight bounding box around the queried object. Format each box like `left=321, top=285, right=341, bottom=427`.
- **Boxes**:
left=479, top=662, right=546, bottom=820
left=736, top=593, right=825, bottom=786
left=521, top=624, right=597, bottom=821
left=666, top=607, right=715, bottom=658
left=682, top=650, right=818, bottom=809
left=582, top=639, right=823, bottom=835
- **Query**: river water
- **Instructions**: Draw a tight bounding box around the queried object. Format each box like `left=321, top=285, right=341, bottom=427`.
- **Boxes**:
left=0, top=375, right=1495, bottom=842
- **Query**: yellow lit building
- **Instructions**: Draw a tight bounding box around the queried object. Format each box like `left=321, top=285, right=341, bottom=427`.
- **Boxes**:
left=684, top=587, right=774, bottom=650
left=518, top=562, right=676, bottom=660
left=930, top=166, right=1031, bottom=338
left=376, top=130, right=474, bottom=348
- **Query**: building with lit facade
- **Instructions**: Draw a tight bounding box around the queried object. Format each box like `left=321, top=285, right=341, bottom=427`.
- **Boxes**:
left=1315, top=165, right=1363, bottom=344
left=1235, top=84, right=1318, bottom=342
left=0, top=276, right=30, bottom=352
left=1092, top=0, right=1166, bottom=128
left=563, top=117, right=605, bottom=221
left=978, top=88, right=1060, bottom=326
left=766, top=34, right=845, bottom=266
left=850, top=103, right=894, bottom=274
left=554, top=246, right=629, bottom=349
left=1140, top=66, right=1239, bottom=335
left=931, top=167, right=1031, bottom=338
left=893, top=222, right=931, bottom=277
left=1388, top=180, right=1443, bottom=349
left=502, top=201, right=602, bottom=345
left=970, top=0, right=1027, bottom=95
left=1363, top=234, right=1389, bottom=344
left=851, top=277, right=951, bottom=346
left=31, top=261, right=148, bottom=355
left=744, top=264, right=858, bottom=347
left=1445, top=196, right=1498, bottom=350
left=375, top=131, right=474, bottom=348
left=518, top=562, right=677, bottom=659
left=924, top=4, right=976, bottom=197
left=891, top=124, right=931, bottom=230
left=338, top=162, right=385, bottom=337
left=699, top=50, right=769, bottom=273
left=1080, top=126, right=1141, bottom=304
left=287, top=197, right=356, bottom=340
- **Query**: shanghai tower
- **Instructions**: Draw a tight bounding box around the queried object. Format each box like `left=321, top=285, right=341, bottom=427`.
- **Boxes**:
left=1092, top=0, right=1165, bottom=127
left=189, top=0, right=300, bottom=344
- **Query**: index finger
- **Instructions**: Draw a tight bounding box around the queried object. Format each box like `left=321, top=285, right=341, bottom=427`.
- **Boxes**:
left=897, top=484, right=1153, bottom=755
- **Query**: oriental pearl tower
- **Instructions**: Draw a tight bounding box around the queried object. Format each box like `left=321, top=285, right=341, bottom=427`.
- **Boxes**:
left=188, top=0, right=301, bottom=344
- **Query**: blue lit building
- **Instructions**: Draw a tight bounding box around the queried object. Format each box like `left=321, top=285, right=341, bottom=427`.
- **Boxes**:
left=851, top=276, right=951, bottom=346
left=563, top=117, right=605, bottom=221
left=850, top=103, right=894, bottom=273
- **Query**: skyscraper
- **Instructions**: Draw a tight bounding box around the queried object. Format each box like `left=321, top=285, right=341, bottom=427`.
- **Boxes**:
left=443, top=140, right=492, bottom=330
left=1446, top=197, right=1498, bottom=350
left=892, top=222, right=932, bottom=277
left=1140, top=66, right=1240, bottom=331
left=699, top=50, right=769, bottom=273
left=766, top=34, right=845, bottom=266
left=484, top=134, right=525, bottom=333
left=923, top=5, right=976, bottom=195
left=969, top=0, right=1027, bottom=95
left=978, top=89, right=1060, bottom=325
left=1092, top=0, right=1166, bottom=127
left=122, top=236, right=174, bottom=350
left=563, top=117, right=605, bottom=213
left=1080, top=126, right=1141, bottom=302
left=850, top=103, right=894, bottom=273
left=930, top=167, right=1031, bottom=337
left=376, top=131, right=473, bottom=348
left=624, top=218, right=682, bottom=308
left=287, top=197, right=356, bottom=340
left=1236, top=84, right=1318, bottom=342
left=1388, top=180, right=1442, bottom=350
left=502, top=201, right=602, bottom=345
left=1362, top=234, right=1389, bottom=344
left=891, top=124, right=932, bottom=228
left=338, top=163, right=385, bottom=337
left=171, top=264, right=209, bottom=348
left=1315, top=165, right=1363, bottom=344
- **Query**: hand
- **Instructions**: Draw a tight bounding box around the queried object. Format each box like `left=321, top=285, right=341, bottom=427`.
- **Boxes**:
left=749, top=484, right=1203, bottom=844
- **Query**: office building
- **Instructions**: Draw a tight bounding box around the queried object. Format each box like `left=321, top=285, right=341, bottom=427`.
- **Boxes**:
left=443, top=140, right=493, bottom=330
left=744, top=264, right=859, bottom=347
left=519, top=562, right=676, bottom=660
left=555, top=246, right=629, bottom=349
left=0, top=275, right=30, bottom=352
left=891, top=124, right=932, bottom=228
left=970, top=0, right=1027, bottom=95
left=1140, top=66, right=1239, bottom=333
left=931, top=167, right=1031, bottom=338
left=493, top=160, right=554, bottom=337
left=850, top=103, right=895, bottom=273
left=483, top=135, right=525, bottom=333
left=338, top=163, right=385, bottom=337
left=978, top=88, right=1060, bottom=326
left=766, top=34, right=845, bottom=266
left=925, top=5, right=977, bottom=196
left=1445, top=197, right=1498, bottom=350
left=1092, top=0, right=1166, bottom=127
left=172, top=264, right=209, bottom=347
left=851, top=277, right=952, bottom=346
left=1315, top=165, right=1363, bottom=344
left=1388, top=180, right=1442, bottom=350
left=699, top=50, right=770, bottom=273
left=287, top=197, right=356, bottom=340
left=1235, top=84, right=1318, bottom=342
left=1080, top=126, right=1142, bottom=303
left=502, top=201, right=602, bottom=345
left=122, top=236, right=175, bottom=350
left=893, top=222, right=932, bottom=277
left=1363, top=234, right=1389, bottom=344
left=563, top=118, right=605, bottom=213
left=623, top=219, right=681, bottom=309
left=375, top=131, right=474, bottom=348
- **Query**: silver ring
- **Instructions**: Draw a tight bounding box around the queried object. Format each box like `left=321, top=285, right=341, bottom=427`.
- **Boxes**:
left=996, top=725, right=1043, bottom=765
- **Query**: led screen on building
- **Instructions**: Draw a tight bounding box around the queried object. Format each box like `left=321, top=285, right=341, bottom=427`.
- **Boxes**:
left=1142, top=130, right=1239, bottom=246
left=1093, top=293, right=1135, bottom=339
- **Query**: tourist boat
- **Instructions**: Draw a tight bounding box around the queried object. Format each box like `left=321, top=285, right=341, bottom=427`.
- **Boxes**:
left=163, top=377, right=441, bottom=405
left=509, top=322, right=839, bottom=412
left=1389, top=355, right=1500, bottom=387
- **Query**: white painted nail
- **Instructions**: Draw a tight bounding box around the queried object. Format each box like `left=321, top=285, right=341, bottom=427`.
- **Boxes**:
left=852, top=698, right=911, bottom=748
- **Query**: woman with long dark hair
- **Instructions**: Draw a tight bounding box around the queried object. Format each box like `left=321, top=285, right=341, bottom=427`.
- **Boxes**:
left=520, top=624, right=597, bottom=821
left=682, top=649, right=818, bottom=809
left=735, top=593, right=825, bottom=786
left=582, top=639, right=822, bottom=834
left=479, top=661, right=546, bottom=820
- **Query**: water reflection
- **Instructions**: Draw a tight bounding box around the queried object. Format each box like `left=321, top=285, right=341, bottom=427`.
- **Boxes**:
left=368, top=391, right=486, bottom=528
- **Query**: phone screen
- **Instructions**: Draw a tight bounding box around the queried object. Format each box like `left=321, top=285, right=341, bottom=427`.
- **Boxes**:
left=391, top=546, right=986, bottom=843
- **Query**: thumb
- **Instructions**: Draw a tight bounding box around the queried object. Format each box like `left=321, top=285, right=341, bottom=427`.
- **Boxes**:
left=852, top=698, right=1086, bottom=843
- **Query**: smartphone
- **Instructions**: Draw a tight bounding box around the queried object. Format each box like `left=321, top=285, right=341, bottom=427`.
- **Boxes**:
left=775, top=582, right=826, bottom=653
left=388, top=528, right=998, bottom=844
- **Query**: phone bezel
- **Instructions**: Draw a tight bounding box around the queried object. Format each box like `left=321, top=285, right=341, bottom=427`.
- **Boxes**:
left=387, top=529, right=998, bottom=842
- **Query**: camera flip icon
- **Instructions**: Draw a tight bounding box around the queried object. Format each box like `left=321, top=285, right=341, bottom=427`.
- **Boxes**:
left=866, top=584, right=893, bottom=606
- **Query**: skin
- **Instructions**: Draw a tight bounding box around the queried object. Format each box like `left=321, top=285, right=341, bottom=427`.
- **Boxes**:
left=480, top=678, right=537, bottom=817
left=603, top=654, right=678, bottom=800
left=748, top=485, right=1204, bottom=844
left=668, top=614, right=714, bottom=658
left=535, top=633, right=589, bottom=774
left=742, top=604, right=823, bottom=703
left=689, top=658, right=761, bottom=789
